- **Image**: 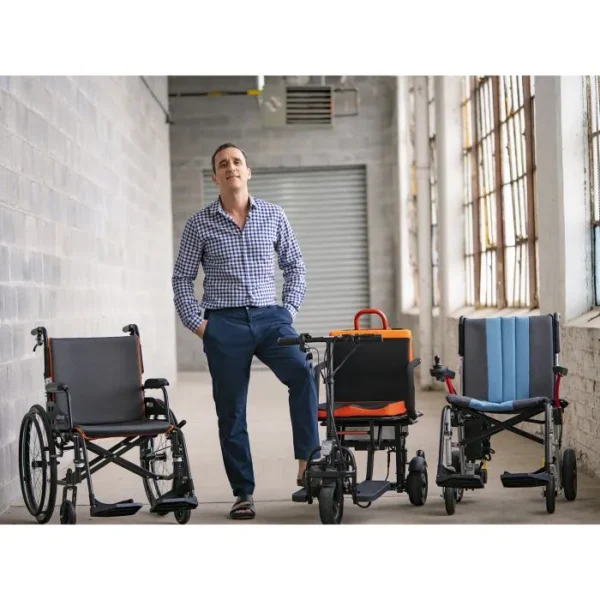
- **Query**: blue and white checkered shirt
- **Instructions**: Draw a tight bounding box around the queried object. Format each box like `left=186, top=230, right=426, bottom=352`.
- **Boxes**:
left=172, top=196, right=306, bottom=332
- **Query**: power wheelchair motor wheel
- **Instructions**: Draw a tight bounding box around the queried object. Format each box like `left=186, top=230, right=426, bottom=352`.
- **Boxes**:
left=18, top=405, right=58, bottom=524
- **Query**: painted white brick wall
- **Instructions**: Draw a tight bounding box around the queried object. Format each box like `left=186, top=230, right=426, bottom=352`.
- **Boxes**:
left=0, top=76, right=176, bottom=512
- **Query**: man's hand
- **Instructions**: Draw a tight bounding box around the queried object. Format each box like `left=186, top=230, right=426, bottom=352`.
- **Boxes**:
left=195, top=321, right=208, bottom=338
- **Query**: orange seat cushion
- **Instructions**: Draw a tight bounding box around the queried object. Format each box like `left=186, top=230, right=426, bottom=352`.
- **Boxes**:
left=317, top=401, right=407, bottom=419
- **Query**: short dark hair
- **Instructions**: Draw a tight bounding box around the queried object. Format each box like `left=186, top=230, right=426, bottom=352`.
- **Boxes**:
left=211, top=143, right=249, bottom=174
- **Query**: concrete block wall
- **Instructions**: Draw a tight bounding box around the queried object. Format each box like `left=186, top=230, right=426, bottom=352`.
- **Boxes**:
left=168, top=76, right=399, bottom=371
left=0, top=76, right=176, bottom=512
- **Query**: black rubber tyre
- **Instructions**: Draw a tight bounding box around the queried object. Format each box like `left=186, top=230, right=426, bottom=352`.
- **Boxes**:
left=18, top=405, right=58, bottom=524
left=318, top=481, right=344, bottom=524
left=561, top=448, right=577, bottom=501
left=174, top=508, right=191, bottom=524
left=444, top=486, right=456, bottom=515
left=406, top=466, right=428, bottom=506
left=451, top=450, right=464, bottom=503
left=545, top=474, right=556, bottom=514
left=60, top=500, right=76, bottom=524
left=141, top=406, right=178, bottom=511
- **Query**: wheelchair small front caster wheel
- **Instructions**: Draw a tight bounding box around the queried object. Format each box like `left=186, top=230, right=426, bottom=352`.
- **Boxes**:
left=406, top=467, right=428, bottom=506
left=443, top=487, right=456, bottom=515
left=318, top=481, right=344, bottom=525
left=174, top=508, right=191, bottom=524
left=60, top=500, right=76, bottom=524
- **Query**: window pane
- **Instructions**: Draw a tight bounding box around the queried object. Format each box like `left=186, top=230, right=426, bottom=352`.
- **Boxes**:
left=500, top=75, right=535, bottom=307
left=586, top=76, right=600, bottom=303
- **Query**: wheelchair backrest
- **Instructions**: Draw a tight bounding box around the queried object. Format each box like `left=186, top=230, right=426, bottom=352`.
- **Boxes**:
left=460, top=314, right=557, bottom=403
left=49, top=335, right=145, bottom=425
left=328, top=329, right=414, bottom=406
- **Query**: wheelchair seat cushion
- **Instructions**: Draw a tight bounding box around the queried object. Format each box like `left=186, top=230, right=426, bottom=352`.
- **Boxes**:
left=75, top=419, right=173, bottom=439
left=318, top=401, right=407, bottom=420
left=447, top=394, right=548, bottom=413
left=459, top=315, right=555, bottom=408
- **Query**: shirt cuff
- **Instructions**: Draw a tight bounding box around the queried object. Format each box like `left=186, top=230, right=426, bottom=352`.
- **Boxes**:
left=187, top=313, right=203, bottom=333
left=283, top=304, right=297, bottom=321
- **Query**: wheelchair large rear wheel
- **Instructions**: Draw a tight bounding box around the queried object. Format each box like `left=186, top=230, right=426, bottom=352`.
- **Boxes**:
left=545, top=474, right=556, bottom=514
left=141, top=405, right=194, bottom=524
left=561, top=448, right=577, bottom=501
left=141, top=408, right=178, bottom=514
left=18, top=405, right=57, bottom=524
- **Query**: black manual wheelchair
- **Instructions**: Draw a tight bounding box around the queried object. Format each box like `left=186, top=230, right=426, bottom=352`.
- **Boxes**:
left=18, top=324, right=198, bottom=525
left=430, top=313, right=577, bottom=516
left=278, top=308, right=428, bottom=525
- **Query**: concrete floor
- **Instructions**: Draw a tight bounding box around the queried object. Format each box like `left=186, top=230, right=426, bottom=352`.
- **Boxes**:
left=2, top=367, right=600, bottom=525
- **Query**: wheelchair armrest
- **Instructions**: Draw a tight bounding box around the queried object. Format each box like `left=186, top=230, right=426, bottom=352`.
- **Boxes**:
left=46, top=382, right=68, bottom=393
left=144, top=378, right=170, bottom=389
left=143, top=381, right=173, bottom=425
left=407, top=358, right=422, bottom=372
left=45, top=382, right=73, bottom=429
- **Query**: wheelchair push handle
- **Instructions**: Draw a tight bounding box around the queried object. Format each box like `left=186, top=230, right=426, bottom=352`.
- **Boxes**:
left=277, top=333, right=383, bottom=347
left=354, top=308, right=389, bottom=330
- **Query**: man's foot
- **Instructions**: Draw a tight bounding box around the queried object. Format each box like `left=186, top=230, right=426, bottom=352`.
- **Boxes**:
left=297, top=459, right=308, bottom=487
left=229, top=494, right=255, bottom=520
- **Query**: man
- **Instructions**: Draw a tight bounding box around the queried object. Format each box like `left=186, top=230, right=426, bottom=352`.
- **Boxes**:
left=172, top=142, right=320, bottom=520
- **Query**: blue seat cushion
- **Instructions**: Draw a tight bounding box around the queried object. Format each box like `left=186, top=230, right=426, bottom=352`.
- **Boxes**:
left=447, top=394, right=548, bottom=413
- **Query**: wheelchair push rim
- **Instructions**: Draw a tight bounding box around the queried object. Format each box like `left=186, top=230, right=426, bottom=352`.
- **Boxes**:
left=18, top=405, right=58, bottom=524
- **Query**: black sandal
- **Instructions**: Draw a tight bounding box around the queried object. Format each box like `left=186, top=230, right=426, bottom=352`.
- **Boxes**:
left=229, top=495, right=256, bottom=520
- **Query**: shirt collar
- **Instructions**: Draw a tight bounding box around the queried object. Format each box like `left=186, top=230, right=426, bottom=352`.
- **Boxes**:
left=213, top=195, right=258, bottom=215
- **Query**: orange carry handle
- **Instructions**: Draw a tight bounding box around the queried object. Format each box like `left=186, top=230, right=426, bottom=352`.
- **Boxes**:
left=354, top=308, right=389, bottom=330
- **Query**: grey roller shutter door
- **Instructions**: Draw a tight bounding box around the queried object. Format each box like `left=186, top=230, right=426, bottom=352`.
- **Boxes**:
left=203, top=165, right=370, bottom=336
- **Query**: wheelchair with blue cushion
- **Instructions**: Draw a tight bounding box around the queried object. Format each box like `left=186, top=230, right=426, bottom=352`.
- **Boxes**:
left=430, top=313, right=577, bottom=515
left=278, top=308, right=428, bottom=524
left=18, top=324, right=198, bottom=525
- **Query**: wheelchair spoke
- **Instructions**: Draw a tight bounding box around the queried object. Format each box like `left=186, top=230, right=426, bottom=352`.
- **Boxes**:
left=141, top=432, right=175, bottom=501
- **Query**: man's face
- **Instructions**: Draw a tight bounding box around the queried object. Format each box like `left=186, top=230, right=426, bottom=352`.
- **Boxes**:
left=212, top=147, right=251, bottom=192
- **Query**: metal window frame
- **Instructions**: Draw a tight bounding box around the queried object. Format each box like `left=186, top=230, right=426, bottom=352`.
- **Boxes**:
left=428, top=76, right=440, bottom=309
left=586, top=76, right=600, bottom=305
left=462, top=75, right=538, bottom=309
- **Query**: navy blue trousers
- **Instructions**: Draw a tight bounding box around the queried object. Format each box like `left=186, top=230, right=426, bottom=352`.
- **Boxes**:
left=202, top=305, right=320, bottom=497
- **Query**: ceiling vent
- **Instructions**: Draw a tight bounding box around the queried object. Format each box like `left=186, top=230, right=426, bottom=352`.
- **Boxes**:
left=260, top=82, right=333, bottom=128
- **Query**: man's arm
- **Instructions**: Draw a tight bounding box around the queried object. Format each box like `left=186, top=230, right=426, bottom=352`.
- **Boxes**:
left=172, top=216, right=204, bottom=333
left=275, top=208, right=306, bottom=320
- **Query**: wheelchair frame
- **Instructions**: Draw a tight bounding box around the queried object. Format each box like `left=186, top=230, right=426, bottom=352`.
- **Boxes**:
left=430, top=313, right=577, bottom=516
left=18, top=324, right=198, bottom=525
left=278, top=308, right=428, bottom=524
